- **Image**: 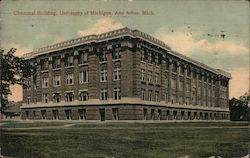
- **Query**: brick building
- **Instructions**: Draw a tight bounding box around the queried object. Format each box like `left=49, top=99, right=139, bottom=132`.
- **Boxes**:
left=21, top=27, right=231, bottom=121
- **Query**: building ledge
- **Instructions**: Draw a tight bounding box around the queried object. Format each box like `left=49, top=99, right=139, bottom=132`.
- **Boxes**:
left=21, top=98, right=229, bottom=112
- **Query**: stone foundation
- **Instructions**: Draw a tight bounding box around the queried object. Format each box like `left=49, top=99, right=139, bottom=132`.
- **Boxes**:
left=21, top=104, right=230, bottom=121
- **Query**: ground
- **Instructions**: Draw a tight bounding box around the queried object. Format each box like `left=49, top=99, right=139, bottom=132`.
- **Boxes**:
left=0, top=121, right=249, bottom=158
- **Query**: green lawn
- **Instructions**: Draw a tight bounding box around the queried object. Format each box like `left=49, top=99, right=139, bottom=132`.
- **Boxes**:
left=0, top=121, right=249, bottom=158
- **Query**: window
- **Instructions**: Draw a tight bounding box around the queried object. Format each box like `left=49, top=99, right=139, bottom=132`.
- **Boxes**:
left=171, top=94, right=176, bottom=104
left=148, top=90, right=153, bottom=101
left=151, top=109, right=155, bottom=120
left=27, top=96, right=31, bottom=104
left=42, top=77, right=49, bottom=88
left=155, top=91, right=160, bottom=102
left=143, top=108, right=147, bottom=120
left=155, top=54, right=159, bottom=65
left=66, top=73, right=74, bottom=85
left=180, top=65, right=185, bottom=75
left=52, top=110, right=59, bottom=120
left=141, top=89, right=145, bottom=100
left=79, top=71, right=88, bottom=84
left=65, top=109, right=72, bottom=120
left=186, top=83, right=190, bottom=92
left=53, top=76, right=61, bottom=87
left=89, top=47, right=93, bottom=52
left=141, top=51, right=145, bottom=62
left=198, top=83, right=202, bottom=95
left=65, top=53, right=74, bottom=67
left=148, top=71, right=153, bottom=83
left=79, top=90, right=88, bottom=101
left=155, top=73, right=159, bottom=84
left=165, top=76, right=169, bottom=88
left=78, top=109, right=86, bottom=120
left=52, top=56, right=61, bottom=69
left=112, top=108, right=119, bottom=120
left=192, top=79, right=196, bottom=87
left=53, top=93, right=61, bottom=103
left=166, top=61, right=169, bottom=70
left=171, top=78, right=176, bottom=89
left=140, top=69, right=145, bottom=81
left=66, top=92, right=74, bottom=102
left=203, top=85, right=206, bottom=97
left=79, top=51, right=88, bottom=64
left=107, top=44, right=112, bottom=50
left=26, top=80, right=31, bottom=90
left=148, top=53, right=152, bottom=63
left=42, top=93, right=49, bottom=103
left=25, top=111, right=29, bottom=119
left=112, top=51, right=121, bottom=59
left=100, top=69, right=107, bottom=82
left=41, top=58, right=49, bottom=71
left=34, top=97, right=37, bottom=104
left=33, top=75, right=37, bottom=90
left=212, top=88, right=216, bottom=97
left=100, top=52, right=107, bottom=62
left=113, top=67, right=121, bottom=81
left=187, top=67, right=191, bottom=76
left=41, top=110, right=47, bottom=120
left=172, top=63, right=177, bottom=72
left=100, top=88, right=108, bottom=100
left=179, top=81, right=183, bottom=91
left=113, top=88, right=121, bottom=100
left=193, top=71, right=197, bottom=78
left=198, top=73, right=202, bottom=80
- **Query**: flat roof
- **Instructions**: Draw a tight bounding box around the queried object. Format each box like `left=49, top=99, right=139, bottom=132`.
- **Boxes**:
left=23, top=27, right=231, bottom=79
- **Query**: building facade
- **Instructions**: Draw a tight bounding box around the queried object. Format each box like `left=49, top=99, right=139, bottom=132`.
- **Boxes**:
left=21, top=27, right=231, bottom=121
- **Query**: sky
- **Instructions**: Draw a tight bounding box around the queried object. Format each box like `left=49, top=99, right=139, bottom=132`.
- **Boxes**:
left=0, top=0, right=249, bottom=101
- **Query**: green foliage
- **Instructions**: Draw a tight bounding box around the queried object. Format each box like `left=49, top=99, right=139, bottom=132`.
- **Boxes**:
left=0, top=48, right=34, bottom=113
left=229, top=98, right=249, bottom=121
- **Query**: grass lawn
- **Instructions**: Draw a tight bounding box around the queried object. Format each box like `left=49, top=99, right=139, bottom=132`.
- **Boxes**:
left=0, top=121, right=249, bottom=158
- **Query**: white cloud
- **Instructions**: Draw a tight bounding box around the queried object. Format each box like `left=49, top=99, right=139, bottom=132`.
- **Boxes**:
left=154, top=28, right=249, bottom=55
left=2, top=43, right=32, bottom=57
left=77, top=18, right=124, bottom=36
left=154, top=27, right=249, bottom=99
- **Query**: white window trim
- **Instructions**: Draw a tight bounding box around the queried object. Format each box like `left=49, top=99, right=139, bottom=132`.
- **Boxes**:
left=100, top=88, right=108, bottom=100
left=79, top=71, right=88, bottom=84
left=42, top=77, right=49, bottom=88
left=113, top=67, right=121, bottom=81
left=100, top=69, right=108, bottom=82
left=79, top=90, right=88, bottom=101
left=53, top=76, right=61, bottom=87
left=113, top=88, right=121, bottom=100
left=66, top=73, right=74, bottom=85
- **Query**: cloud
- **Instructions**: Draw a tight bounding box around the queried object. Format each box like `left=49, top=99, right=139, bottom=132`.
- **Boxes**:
left=154, top=27, right=249, bottom=71
left=154, top=28, right=249, bottom=56
left=2, top=43, right=33, bottom=57
left=77, top=18, right=124, bottom=36
left=154, top=27, right=249, bottom=99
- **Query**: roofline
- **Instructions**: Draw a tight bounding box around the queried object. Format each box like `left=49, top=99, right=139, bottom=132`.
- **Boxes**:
left=23, top=27, right=231, bottom=79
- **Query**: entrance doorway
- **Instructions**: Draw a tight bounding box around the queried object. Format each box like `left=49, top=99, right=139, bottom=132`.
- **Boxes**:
left=99, top=108, right=105, bottom=121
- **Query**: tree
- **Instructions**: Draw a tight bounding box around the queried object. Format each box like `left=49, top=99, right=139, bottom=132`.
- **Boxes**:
left=229, top=97, right=249, bottom=121
left=0, top=48, right=34, bottom=117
